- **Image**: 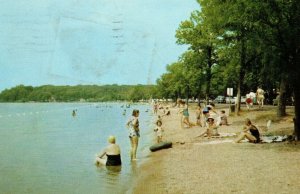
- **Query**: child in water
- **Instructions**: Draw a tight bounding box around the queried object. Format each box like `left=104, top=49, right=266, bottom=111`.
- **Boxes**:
left=154, top=120, right=164, bottom=143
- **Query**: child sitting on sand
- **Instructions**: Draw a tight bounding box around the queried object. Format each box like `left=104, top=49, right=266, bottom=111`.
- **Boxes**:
left=219, top=110, right=229, bottom=126
left=154, top=120, right=164, bottom=143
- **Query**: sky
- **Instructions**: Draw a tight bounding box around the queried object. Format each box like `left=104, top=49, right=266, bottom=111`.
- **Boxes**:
left=0, top=0, right=199, bottom=92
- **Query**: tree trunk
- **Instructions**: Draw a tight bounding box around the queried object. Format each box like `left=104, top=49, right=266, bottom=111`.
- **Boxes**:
left=186, top=85, right=189, bottom=105
left=277, top=78, right=287, bottom=117
left=294, top=83, right=300, bottom=140
left=235, top=81, right=241, bottom=116
left=293, top=34, right=300, bottom=140
left=205, top=46, right=212, bottom=105
left=235, top=37, right=246, bottom=116
left=198, top=93, right=201, bottom=106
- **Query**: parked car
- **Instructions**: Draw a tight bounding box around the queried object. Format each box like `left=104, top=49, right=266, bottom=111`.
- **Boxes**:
left=225, top=97, right=235, bottom=104
left=214, top=95, right=225, bottom=103
left=241, top=96, right=246, bottom=104
left=273, top=95, right=294, bottom=106
left=225, top=96, right=246, bottom=104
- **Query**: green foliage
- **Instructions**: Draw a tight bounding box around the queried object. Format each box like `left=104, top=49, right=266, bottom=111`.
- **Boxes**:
left=0, top=84, right=157, bottom=102
left=156, top=0, right=299, bottom=107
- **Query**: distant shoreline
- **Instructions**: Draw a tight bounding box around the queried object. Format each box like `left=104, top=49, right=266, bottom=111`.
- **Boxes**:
left=0, top=84, right=156, bottom=103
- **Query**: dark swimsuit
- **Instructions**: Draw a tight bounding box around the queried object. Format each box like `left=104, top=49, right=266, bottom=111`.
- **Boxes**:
left=250, top=126, right=260, bottom=143
left=106, top=154, right=122, bottom=166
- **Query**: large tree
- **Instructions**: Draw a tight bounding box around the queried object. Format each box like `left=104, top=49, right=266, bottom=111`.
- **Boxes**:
left=176, top=10, right=219, bottom=104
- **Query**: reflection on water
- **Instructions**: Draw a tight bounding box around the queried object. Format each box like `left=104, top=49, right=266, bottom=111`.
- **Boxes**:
left=130, top=160, right=139, bottom=176
left=0, top=103, right=154, bottom=194
left=106, top=165, right=122, bottom=173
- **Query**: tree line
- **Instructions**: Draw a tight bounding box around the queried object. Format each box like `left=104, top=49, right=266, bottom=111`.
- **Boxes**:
left=155, top=1, right=299, bottom=138
left=0, top=84, right=157, bottom=102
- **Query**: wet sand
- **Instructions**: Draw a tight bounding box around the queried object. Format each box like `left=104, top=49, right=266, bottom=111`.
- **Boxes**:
left=132, top=104, right=300, bottom=194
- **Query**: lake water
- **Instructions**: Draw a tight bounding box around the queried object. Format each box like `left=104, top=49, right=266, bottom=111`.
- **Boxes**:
left=0, top=103, right=155, bottom=194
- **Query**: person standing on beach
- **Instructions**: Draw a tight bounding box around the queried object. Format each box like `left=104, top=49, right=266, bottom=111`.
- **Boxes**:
left=195, top=105, right=203, bottom=127
left=154, top=120, right=164, bottom=143
left=245, top=92, right=253, bottom=111
left=153, top=101, right=158, bottom=114
left=256, top=86, right=265, bottom=108
left=126, top=109, right=140, bottom=160
left=179, top=103, right=195, bottom=128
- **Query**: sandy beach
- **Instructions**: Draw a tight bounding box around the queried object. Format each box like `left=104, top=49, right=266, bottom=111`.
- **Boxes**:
left=132, top=104, right=300, bottom=194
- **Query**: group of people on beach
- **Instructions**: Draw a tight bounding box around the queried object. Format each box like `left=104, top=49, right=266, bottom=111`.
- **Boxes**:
left=174, top=99, right=261, bottom=143
left=175, top=100, right=228, bottom=136
left=95, top=96, right=263, bottom=167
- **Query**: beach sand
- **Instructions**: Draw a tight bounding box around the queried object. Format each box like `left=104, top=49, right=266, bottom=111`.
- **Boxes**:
left=132, top=104, right=300, bottom=194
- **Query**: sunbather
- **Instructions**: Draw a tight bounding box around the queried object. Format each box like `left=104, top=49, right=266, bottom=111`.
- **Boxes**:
left=234, top=118, right=260, bottom=143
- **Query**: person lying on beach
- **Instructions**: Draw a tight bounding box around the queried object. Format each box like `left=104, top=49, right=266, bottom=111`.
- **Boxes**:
left=164, top=107, right=171, bottom=116
left=95, top=136, right=122, bottom=166
left=154, top=120, right=164, bottom=143
left=234, top=118, right=260, bottom=143
left=198, top=117, right=219, bottom=138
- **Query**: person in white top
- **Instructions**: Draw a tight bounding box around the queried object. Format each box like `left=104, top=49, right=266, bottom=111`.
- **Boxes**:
left=154, top=120, right=164, bottom=143
left=256, top=87, right=265, bottom=108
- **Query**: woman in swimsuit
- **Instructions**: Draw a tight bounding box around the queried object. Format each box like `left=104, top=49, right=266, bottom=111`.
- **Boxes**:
left=126, top=109, right=140, bottom=160
left=179, top=103, right=195, bottom=128
left=234, top=118, right=260, bottom=143
left=95, top=136, right=122, bottom=166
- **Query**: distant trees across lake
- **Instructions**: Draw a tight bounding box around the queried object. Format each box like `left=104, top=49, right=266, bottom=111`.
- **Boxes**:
left=0, top=84, right=158, bottom=102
